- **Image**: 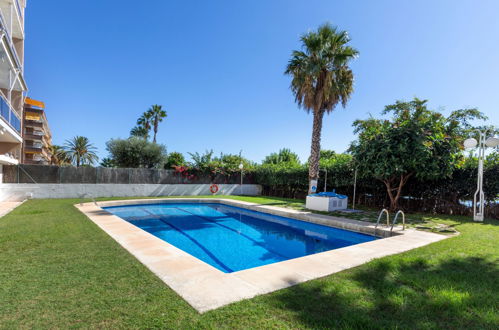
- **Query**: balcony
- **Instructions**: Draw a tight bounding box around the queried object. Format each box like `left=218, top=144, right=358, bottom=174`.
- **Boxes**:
left=0, top=2, right=24, bottom=72
left=25, top=142, right=43, bottom=150
left=24, top=129, right=45, bottom=139
left=0, top=93, right=20, bottom=134
left=0, top=0, right=24, bottom=40
left=0, top=152, right=18, bottom=164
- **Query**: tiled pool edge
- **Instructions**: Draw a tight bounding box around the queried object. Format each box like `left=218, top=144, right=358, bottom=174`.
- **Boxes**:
left=75, top=198, right=449, bottom=313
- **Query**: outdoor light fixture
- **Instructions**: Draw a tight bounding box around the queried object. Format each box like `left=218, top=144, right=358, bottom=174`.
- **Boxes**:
left=463, top=138, right=478, bottom=149
left=239, top=163, right=244, bottom=195
left=464, top=130, right=498, bottom=221
left=485, top=136, right=499, bottom=148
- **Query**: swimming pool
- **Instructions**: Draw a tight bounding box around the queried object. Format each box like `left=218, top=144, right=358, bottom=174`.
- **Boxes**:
left=104, top=203, right=378, bottom=273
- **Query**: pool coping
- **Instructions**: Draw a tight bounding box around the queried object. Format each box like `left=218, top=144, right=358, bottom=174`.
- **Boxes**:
left=75, top=198, right=448, bottom=313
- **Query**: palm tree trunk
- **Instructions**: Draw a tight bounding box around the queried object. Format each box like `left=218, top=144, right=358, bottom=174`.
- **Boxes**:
left=308, top=110, right=324, bottom=194
left=153, top=122, right=158, bottom=143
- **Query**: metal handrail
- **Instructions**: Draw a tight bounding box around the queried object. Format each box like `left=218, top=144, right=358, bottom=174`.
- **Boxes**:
left=374, top=209, right=390, bottom=235
left=391, top=210, right=406, bottom=233
left=80, top=193, right=98, bottom=206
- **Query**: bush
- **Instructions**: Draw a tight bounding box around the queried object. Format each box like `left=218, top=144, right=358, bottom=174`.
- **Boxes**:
left=164, top=152, right=185, bottom=169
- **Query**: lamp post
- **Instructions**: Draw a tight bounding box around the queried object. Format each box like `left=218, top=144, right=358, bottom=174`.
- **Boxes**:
left=463, top=130, right=499, bottom=222
left=352, top=168, right=358, bottom=210
left=238, top=163, right=244, bottom=195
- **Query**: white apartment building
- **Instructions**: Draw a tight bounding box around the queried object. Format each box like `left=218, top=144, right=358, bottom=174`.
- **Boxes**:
left=0, top=0, right=26, bottom=166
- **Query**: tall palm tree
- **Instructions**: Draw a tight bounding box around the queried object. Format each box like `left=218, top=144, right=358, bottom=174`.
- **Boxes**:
left=48, top=144, right=70, bottom=166
left=147, top=104, right=167, bottom=143
left=64, top=136, right=98, bottom=167
left=285, top=23, right=358, bottom=193
left=137, top=111, right=153, bottom=140
left=130, top=125, right=149, bottom=139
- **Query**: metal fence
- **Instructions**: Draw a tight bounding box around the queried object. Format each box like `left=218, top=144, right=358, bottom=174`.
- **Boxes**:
left=2, top=165, right=253, bottom=185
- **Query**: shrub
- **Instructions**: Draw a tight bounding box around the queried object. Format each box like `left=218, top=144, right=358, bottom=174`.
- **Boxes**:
left=164, top=152, right=185, bottom=169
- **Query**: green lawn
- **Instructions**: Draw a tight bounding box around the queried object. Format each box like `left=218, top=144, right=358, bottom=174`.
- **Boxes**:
left=0, top=197, right=498, bottom=329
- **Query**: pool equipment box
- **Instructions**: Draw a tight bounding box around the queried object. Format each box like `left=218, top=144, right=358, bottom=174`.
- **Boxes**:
left=306, top=191, right=348, bottom=212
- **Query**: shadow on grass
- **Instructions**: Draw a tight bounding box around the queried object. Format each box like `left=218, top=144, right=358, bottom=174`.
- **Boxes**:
left=274, top=257, right=498, bottom=328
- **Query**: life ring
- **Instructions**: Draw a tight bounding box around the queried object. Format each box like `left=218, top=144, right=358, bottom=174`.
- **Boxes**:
left=210, top=184, right=219, bottom=194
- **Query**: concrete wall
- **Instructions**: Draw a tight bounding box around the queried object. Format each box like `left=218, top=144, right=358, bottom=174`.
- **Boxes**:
left=0, top=183, right=262, bottom=201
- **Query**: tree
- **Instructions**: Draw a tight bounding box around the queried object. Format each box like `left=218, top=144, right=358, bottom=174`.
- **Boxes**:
left=105, top=137, right=167, bottom=168
left=349, top=98, right=487, bottom=210
left=319, top=150, right=352, bottom=169
left=48, top=144, right=70, bottom=166
left=136, top=111, right=153, bottom=140
left=164, top=151, right=185, bottom=169
left=100, top=157, right=116, bottom=168
left=64, top=136, right=98, bottom=167
left=213, top=152, right=256, bottom=171
left=130, top=126, right=149, bottom=139
left=262, top=148, right=300, bottom=165
left=285, top=23, right=358, bottom=193
left=147, top=104, right=167, bottom=143
left=188, top=150, right=214, bottom=171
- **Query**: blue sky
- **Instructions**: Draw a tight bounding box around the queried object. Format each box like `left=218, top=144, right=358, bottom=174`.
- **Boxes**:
left=25, top=0, right=499, bottom=163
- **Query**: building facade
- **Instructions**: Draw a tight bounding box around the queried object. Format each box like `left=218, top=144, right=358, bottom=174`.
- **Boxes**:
left=22, top=97, right=51, bottom=164
left=0, top=0, right=26, bottom=166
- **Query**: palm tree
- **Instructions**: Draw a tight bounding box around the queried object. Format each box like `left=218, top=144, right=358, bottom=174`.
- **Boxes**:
left=64, top=136, right=98, bottom=167
left=130, top=125, right=149, bottom=139
left=48, top=144, right=70, bottom=166
left=147, top=104, right=167, bottom=143
left=137, top=111, right=153, bottom=140
left=285, top=23, right=358, bottom=193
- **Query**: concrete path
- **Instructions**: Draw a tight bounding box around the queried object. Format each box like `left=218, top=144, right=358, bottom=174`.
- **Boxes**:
left=0, top=201, right=24, bottom=217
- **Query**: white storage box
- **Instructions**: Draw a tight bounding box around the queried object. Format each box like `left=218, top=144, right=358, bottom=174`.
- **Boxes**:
left=306, top=191, right=348, bottom=212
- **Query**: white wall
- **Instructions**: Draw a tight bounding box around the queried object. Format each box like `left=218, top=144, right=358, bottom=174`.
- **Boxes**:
left=0, top=184, right=262, bottom=201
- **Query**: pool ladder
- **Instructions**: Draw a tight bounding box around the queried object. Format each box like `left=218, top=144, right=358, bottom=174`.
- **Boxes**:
left=374, top=209, right=405, bottom=236
left=79, top=193, right=98, bottom=206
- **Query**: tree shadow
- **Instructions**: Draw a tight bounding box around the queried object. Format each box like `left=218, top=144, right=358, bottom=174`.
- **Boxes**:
left=273, top=256, right=498, bottom=328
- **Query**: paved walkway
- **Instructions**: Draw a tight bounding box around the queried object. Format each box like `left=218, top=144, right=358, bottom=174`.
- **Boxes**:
left=0, top=201, right=24, bottom=218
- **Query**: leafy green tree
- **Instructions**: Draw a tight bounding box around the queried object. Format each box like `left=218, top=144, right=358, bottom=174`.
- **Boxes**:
left=164, top=151, right=185, bottom=169
left=188, top=150, right=214, bottom=171
left=64, top=136, right=98, bottom=167
left=100, top=157, right=116, bottom=168
left=319, top=149, right=337, bottom=160
left=319, top=151, right=352, bottom=170
left=147, top=105, right=167, bottom=143
left=262, top=148, right=300, bottom=165
left=349, top=98, right=487, bottom=210
left=105, top=137, right=167, bottom=168
left=285, top=23, right=358, bottom=193
left=213, top=152, right=256, bottom=171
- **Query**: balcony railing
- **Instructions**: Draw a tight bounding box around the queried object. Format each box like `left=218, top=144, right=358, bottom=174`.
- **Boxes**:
left=14, top=0, right=22, bottom=21
left=0, top=94, right=20, bottom=133
left=0, top=6, right=23, bottom=70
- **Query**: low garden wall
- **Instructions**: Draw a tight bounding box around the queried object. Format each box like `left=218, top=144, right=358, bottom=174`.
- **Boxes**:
left=0, top=184, right=261, bottom=201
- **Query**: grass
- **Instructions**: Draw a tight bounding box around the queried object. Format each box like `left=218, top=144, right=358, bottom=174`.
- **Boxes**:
left=0, top=196, right=498, bottom=329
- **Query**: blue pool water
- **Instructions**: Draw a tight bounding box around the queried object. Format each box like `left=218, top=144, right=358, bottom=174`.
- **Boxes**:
left=104, top=203, right=377, bottom=273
